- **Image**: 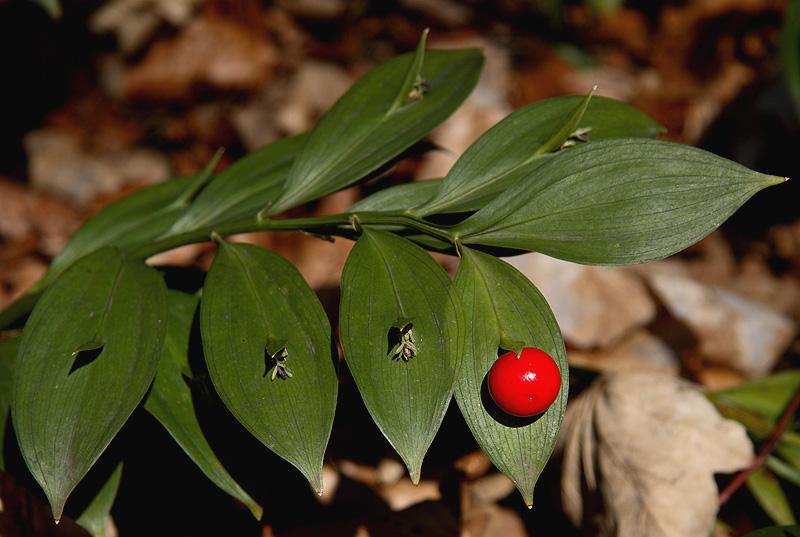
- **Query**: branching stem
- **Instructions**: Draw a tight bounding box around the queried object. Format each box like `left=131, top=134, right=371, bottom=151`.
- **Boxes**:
left=718, top=385, right=800, bottom=506
left=126, top=211, right=455, bottom=260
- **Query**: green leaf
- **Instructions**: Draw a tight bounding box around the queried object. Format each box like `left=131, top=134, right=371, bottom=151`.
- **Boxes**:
left=707, top=370, right=800, bottom=423
left=11, top=247, right=168, bottom=522
left=776, top=437, right=800, bottom=479
left=414, top=90, right=593, bottom=216
left=742, top=526, right=800, bottom=537
left=200, top=242, right=337, bottom=493
left=452, top=246, right=567, bottom=506
left=144, top=290, right=262, bottom=519
left=0, top=335, right=19, bottom=471
left=169, top=133, right=310, bottom=233
left=36, top=176, right=195, bottom=295
left=264, top=35, right=483, bottom=216
left=0, top=176, right=195, bottom=330
left=339, top=228, right=465, bottom=482
left=412, top=94, right=663, bottom=216
left=767, top=454, right=800, bottom=489
left=348, top=179, right=443, bottom=213
left=75, top=461, right=122, bottom=537
left=748, top=466, right=797, bottom=526
left=174, top=148, right=223, bottom=208
left=455, top=138, right=786, bottom=265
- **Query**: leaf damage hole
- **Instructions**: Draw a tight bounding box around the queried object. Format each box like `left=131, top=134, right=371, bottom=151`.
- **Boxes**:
left=69, top=346, right=104, bottom=375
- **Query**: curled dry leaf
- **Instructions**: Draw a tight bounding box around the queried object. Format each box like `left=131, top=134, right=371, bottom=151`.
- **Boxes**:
left=558, top=371, right=753, bottom=537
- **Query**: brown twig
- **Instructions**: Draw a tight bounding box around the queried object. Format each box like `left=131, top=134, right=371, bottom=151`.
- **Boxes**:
left=718, top=385, right=800, bottom=506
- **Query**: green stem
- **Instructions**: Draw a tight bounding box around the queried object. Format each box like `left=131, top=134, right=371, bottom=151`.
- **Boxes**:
left=125, top=211, right=455, bottom=260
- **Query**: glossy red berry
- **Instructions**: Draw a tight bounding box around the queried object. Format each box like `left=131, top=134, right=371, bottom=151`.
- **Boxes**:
left=487, top=348, right=561, bottom=417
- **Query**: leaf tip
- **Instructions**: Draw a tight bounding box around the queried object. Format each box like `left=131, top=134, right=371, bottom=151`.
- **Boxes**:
left=210, top=232, right=224, bottom=245
left=520, top=488, right=534, bottom=508
left=408, top=466, right=422, bottom=486
left=307, top=470, right=325, bottom=497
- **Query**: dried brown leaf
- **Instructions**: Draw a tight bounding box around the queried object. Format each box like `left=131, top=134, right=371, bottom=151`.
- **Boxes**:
left=123, top=13, right=277, bottom=100
left=559, top=371, right=753, bottom=537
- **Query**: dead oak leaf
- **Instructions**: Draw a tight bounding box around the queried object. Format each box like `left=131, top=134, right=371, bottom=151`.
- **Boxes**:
left=559, top=371, right=753, bottom=537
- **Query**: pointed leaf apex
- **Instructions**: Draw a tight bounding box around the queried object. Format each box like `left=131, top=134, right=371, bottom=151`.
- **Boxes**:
left=521, top=488, right=534, bottom=508
left=210, top=232, right=225, bottom=245
left=409, top=466, right=422, bottom=486
left=307, top=470, right=324, bottom=496
left=418, top=28, right=429, bottom=51
left=51, top=497, right=65, bottom=525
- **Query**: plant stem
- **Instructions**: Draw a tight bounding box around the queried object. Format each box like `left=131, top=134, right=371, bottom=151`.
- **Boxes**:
left=126, top=211, right=455, bottom=260
left=718, top=385, right=800, bottom=506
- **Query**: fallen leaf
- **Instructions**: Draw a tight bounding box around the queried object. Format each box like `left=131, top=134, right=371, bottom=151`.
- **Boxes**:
left=567, top=331, right=679, bottom=374
left=559, top=371, right=754, bottom=537
left=24, top=127, right=171, bottom=206
left=90, top=0, right=205, bottom=53
left=645, top=271, right=796, bottom=378
left=507, top=253, right=656, bottom=350
left=123, top=12, right=277, bottom=100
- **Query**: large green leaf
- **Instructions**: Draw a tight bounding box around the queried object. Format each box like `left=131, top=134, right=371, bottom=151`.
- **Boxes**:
left=412, top=94, right=663, bottom=217
left=264, top=33, right=483, bottom=215
left=144, top=290, right=262, bottom=519
left=455, top=138, right=786, bottom=265
left=11, top=247, right=168, bottom=521
left=452, top=246, right=567, bottom=506
left=200, top=241, right=337, bottom=493
left=169, top=133, right=310, bottom=233
left=338, top=228, right=465, bottom=482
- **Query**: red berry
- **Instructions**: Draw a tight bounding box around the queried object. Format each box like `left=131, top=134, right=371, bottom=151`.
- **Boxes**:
left=487, top=348, right=561, bottom=417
